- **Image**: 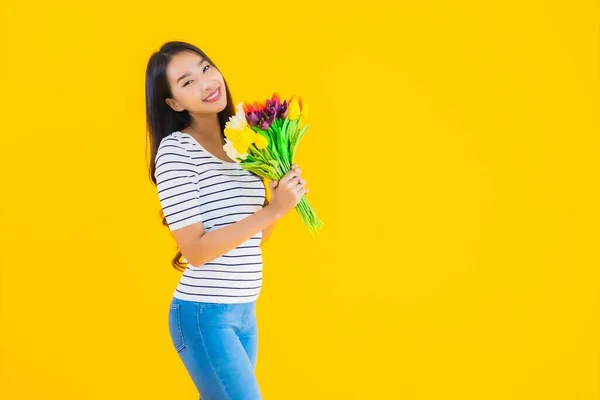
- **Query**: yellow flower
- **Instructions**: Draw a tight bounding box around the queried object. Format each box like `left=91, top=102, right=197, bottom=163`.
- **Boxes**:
left=224, top=126, right=254, bottom=154
left=225, top=102, right=248, bottom=131
left=253, top=133, right=269, bottom=149
left=223, top=137, right=247, bottom=161
left=288, top=96, right=302, bottom=120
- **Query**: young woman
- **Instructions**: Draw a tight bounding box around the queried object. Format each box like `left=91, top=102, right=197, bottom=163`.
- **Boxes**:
left=145, top=41, right=308, bottom=400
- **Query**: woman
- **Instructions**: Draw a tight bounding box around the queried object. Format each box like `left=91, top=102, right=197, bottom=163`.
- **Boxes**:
left=145, top=41, right=307, bottom=400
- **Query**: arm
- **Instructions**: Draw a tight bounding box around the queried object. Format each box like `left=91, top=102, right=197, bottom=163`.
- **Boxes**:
left=261, top=222, right=276, bottom=245
left=260, top=194, right=276, bottom=245
left=171, top=205, right=281, bottom=268
left=155, top=139, right=281, bottom=268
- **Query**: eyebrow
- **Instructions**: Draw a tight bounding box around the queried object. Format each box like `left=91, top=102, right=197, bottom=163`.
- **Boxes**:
left=176, top=58, right=205, bottom=84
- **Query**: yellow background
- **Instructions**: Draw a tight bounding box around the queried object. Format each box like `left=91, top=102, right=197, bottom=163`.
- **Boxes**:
left=1, top=0, right=598, bottom=399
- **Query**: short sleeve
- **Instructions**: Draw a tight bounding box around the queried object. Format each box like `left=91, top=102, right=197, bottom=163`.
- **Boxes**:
left=154, top=137, right=204, bottom=231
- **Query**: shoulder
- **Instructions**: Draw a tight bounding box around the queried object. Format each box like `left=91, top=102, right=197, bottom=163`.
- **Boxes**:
left=154, top=132, right=197, bottom=181
left=155, top=132, right=197, bottom=166
left=156, top=131, right=185, bottom=157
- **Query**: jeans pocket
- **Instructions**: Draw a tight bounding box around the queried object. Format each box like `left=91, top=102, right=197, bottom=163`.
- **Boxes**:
left=168, top=303, right=186, bottom=353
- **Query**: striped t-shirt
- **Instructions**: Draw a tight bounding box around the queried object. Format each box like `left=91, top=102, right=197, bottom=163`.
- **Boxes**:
left=154, top=130, right=266, bottom=304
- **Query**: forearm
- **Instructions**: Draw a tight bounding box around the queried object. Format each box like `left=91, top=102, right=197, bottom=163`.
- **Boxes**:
left=261, top=222, right=276, bottom=245
left=189, top=206, right=281, bottom=268
left=260, top=190, right=275, bottom=244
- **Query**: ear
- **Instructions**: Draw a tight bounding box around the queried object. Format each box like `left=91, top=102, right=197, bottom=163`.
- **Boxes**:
left=165, top=97, right=184, bottom=112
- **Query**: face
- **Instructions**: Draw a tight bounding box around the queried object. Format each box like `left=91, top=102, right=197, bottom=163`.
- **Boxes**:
left=165, top=50, right=227, bottom=115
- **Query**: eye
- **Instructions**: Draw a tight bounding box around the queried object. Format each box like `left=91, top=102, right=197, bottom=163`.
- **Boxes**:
left=183, top=65, right=210, bottom=87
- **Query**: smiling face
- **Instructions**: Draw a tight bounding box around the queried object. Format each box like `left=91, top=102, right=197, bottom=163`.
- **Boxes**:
left=164, top=50, right=227, bottom=115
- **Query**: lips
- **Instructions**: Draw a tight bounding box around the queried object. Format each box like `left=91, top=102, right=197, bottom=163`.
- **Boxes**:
left=203, top=87, right=221, bottom=102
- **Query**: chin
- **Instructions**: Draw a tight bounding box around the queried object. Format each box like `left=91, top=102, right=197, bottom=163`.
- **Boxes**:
left=211, top=100, right=227, bottom=113
left=199, top=101, right=227, bottom=115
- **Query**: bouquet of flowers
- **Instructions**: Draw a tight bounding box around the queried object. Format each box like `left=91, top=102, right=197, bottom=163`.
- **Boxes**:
left=222, top=93, right=323, bottom=235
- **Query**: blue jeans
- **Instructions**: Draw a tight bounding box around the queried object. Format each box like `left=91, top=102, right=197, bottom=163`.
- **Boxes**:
left=168, top=297, right=262, bottom=400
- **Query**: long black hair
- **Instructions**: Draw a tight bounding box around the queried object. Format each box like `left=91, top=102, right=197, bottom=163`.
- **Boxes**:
left=145, top=41, right=268, bottom=272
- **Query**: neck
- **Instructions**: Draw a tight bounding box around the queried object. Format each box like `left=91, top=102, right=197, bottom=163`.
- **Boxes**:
left=187, top=112, right=222, bottom=144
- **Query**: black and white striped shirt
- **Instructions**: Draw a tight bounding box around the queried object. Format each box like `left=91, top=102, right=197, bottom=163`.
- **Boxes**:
left=154, top=130, right=266, bottom=304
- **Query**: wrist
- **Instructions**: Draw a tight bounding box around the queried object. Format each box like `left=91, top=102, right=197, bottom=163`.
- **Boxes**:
left=263, top=203, right=283, bottom=221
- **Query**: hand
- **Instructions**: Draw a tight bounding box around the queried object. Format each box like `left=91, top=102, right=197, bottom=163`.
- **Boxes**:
left=267, top=164, right=308, bottom=219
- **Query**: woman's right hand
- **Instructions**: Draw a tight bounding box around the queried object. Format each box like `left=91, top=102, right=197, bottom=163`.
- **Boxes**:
left=267, top=164, right=308, bottom=219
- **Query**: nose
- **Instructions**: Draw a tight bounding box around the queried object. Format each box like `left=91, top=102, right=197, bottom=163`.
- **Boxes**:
left=200, top=80, right=216, bottom=91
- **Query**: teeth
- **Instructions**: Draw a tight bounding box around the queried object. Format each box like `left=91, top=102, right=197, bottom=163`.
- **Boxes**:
left=205, top=88, right=219, bottom=101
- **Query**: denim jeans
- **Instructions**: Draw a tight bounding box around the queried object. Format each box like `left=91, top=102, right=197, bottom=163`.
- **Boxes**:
left=168, top=297, right=262, bottom=400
